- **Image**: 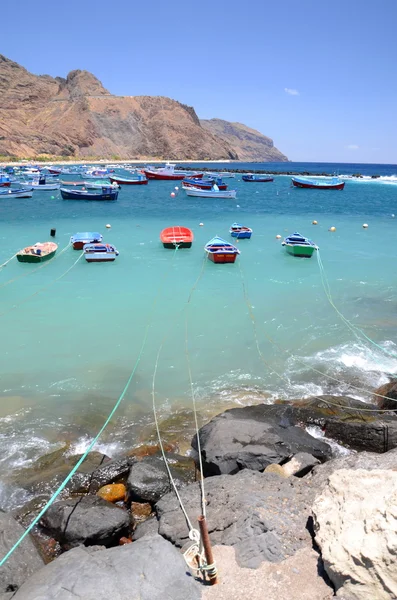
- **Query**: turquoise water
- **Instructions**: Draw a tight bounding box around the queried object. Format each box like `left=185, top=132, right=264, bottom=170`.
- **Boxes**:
left=1, top=162, right=397, bottom=506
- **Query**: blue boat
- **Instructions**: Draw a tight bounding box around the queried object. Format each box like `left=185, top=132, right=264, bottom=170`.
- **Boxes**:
left=182, top=177, right=227, bottom=190
left=0, top=175, right=11, bottom=187
left=242, top=174, right=273, bottom=182
left=229, top=223, right=253, bottom=239
left=60, top=186, right=118, bottom=201
left=291, top=176, right=345, bottom=190
left=70, top=232, right=103, bottom=250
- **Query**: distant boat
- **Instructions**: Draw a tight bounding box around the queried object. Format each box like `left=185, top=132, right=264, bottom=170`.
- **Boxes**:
left=242, top=174, right=274, bottom=182
left=83, top=168, right=111, bottom=179
left=282, top=232, right=318, bottom=258
left=109, top=174, right=148, bottom=185
left=84, top=181, right=120, bottom=190
left=205, top=171, right=235, bottom=179
left=229, top=223, right=252, bottom=239
left=204, top=236, right=240, bottom=264
left=0, top=187, right=34, bottom=199
left=143, top=163, right=202, bottom=181
left=84, top=243, right=119, bottom=262
left=184, top=186, right=237, bottom=199
left=0, top=175, right=11, bottom=188
left=160, top=226, right=194, bottom=249
left=21, top=176, right=60, bottom=190
left=70, top=232, right=103, bottom=250
left=182, top=178, right=227, bottom=190
left=47, top=167, right=62, bottom=175
left=291, top=176, right=345, bottom=190
left=17, top=242, right=58, bottom=263
left=60, top=186, right=119, bottom=201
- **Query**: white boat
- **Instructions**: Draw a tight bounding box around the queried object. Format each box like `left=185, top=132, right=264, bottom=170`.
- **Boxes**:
left=84, top=180, right=119, bottom=190
left=21, top=177, right=60, bottom=191
left=184, top=186, right=237, bottom=199
left=0, top=187, right=34, bottom=199
left=83, top=243, right=119, bottom=262
left=205, top=171, right=236, bottom=179
left=83, top=168, right=110, bottom=179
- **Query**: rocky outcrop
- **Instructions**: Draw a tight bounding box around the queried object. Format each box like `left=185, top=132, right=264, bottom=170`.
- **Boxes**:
left=200, top=118, right=288, bottom=162
left=11, top=535, right=201, bottom=600
left=40, top=496, right=130, bottom=549
left=374, top=379, right=397, bottom=410
left=313, top=469, right=397, bottom=599
left=0, top=510, right=44, bottom=594
left=127, top=454, right=196, bottom=504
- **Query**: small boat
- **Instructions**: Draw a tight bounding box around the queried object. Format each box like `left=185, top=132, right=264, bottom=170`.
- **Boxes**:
left=291, top=176, right=345, bottom=190
left=282, top=232, right=318, bottom=258
left=83, top=168, right=110, bottom=179
left=109, top=174, right=148, bottom=185
left=22, top=177, right=60, bottom=191
left=83, top=243, right=119, bottom=262
left=182, top=178, right=227, bottom=191
left=205, top=171, right=235, bottom=179
left=184, top=186, right=237, bottom=199
left=143, top=163, right=202, bottom=181
left=70, top=232, right=103, bottom=250
left=229, top=223, right=253, bottom=239
left=17, top=241, right=58, bottom=263
left=47, top=167, right=62, bottom=175
left=84, top=180, right=119, bottom=190
left=0, top=187, right=34, bottom=199
left=204, top=236, right=240, bottom=264
left=60, top=186, right=119, bottom=201
left=0, top=176, right=11, bottom=188
left=242, top=174, right=274, bottom=182
left=160, top=226, right=194, bottom=249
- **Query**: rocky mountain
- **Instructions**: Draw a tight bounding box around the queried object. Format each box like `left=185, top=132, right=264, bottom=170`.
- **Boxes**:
left=0, top=55, right=287, bottom=161
left=201, top=119, right=288, bottom=162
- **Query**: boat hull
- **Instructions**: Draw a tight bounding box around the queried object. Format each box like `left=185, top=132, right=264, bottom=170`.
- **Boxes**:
left=109, top=176, right=148, bottom=185
left=292, top=179, right=345, bottom=190
left=160, top=226, right=194, bottom=249
left=60, top=188, right=118, bottom=201
left=85, top=254, right=117, bottom=262
left=231, top=231, right=252, bottom=239
left=144, top=170, right=185, bottom=180
left=182, top=180, right=227, bottom=190
left=285, top=244, right=315, bottom=258
left=163, top=241, right=192, bottom=249
left=185, top=189, right=237, bottom=199
left=242, top=176, right=273, bottom=182
left=207, top=252, right=238, bottom=264
left=17, top=249, right=56, bottom=263
left=0, top=182, right=11, bottom=187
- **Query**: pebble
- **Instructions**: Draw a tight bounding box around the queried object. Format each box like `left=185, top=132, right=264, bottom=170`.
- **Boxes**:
left=97, top=483, right=126, bottom=503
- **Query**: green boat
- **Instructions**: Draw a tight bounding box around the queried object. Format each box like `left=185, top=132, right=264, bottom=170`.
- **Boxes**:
left=17, top=241, right=58, bottom=263
left=282, top=232, right=318, bottom=258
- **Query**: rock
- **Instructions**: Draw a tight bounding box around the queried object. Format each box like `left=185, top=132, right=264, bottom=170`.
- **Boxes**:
left=131, top=501, right=152, bottom=523
left=202, top=546, right=333, bottom=600
left=265, top=452, right=320, bottom=478
left=132, top=515, right=160, bottom=541
left=68, top=456, right=135, bottom=494
left=97, top=483, right=126, bottom=503
left=192, top=404, right=332, bottom=476
left=12, top=534, right=201, bottom=600
left=313, top=469, right=397, bottom=599
left=127, top=454, right=196, bottom=504
left=127, top=442, right=179, bottom=459
left=373, top=379, right=397, bottom=410
left=156, top=469, right=318, bottom=568
left=0, top=510, right=44, bottom=594
left=40, top=496, right=130, bottom=549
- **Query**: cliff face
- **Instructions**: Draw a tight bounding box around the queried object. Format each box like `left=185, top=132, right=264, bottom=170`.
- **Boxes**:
left=0, top=55, right=286, bottom=161
left=200, top=119, right=288, bottom=162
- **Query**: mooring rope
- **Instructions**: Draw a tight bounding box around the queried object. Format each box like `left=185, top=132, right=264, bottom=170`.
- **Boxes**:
left=0, top=252, right=18, bottom=269
left=0, top=245, right=180, bottom=568
left=317, top=250, right=397, bottom=359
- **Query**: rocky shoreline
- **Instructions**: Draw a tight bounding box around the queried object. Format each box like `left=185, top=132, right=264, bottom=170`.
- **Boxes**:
left=1, top=387, right=397, bottom=600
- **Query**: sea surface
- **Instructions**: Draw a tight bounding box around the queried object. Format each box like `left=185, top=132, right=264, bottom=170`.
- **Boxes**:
left=1, top=161, right=397, bottom=508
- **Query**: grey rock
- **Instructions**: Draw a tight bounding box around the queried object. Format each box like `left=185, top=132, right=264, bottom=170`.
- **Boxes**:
left=132, top=515, right=160, bottom=540
left=0, top=594, right=16, bottom=600
left=192, top=404, right=332, bottom=476
left=127, top=455, right=196, bottom=504
left=0, top=511, right=44, bottom=594
left=40, top=495, right=130, bottom=549
left=68, top=456, right=136, bottom=494
left=156, top=469, right=318, bottom=568
left=12, top=534, right=201, bottom=600
left=281, top=452, right=321, bottom=477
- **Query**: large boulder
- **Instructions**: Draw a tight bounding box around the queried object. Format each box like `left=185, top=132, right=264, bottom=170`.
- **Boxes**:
left=67, top=456, right=136, bottom=495
left=156, top=469, right=318, bottom=568
left=127, top=454, right=196, bottom=504
left=373, top=379, right=397, bottom=410
left=0, top=511, right=44, bottom=594
left=12, top=534, right=201, bottom=600
left=40, top=496, right=130, bottom=549
left=313, top=469, right=397, bottom=599
left=192, top=404, right=332, bottom=476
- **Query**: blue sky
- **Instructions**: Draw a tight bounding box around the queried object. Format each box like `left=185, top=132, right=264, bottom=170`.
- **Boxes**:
left=2, top=0, right=396, bottom=163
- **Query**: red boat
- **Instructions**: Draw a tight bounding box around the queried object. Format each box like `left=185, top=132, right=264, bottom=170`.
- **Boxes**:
left=291, top=176, right=345, bottom=190
left=182, top=178, right=227, bottom=190
left=109, top=175, right=148, bottom=185
left=143, top=163, right=203, bottom=181
left=204, top=236, right=240, bottom=264
left=0, top=181, right=11, bottom=188
left=48, top=168, right=62, bottom=175
left=160, top=226, right=194, bottom=249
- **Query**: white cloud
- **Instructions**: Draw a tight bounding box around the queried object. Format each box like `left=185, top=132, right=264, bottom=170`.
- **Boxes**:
left=347, top=144, right=359, bottom=150
left=284, top=88, right=299, bottom=96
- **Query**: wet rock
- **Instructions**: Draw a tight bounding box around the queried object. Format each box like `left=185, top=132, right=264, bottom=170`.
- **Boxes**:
left=156, top=469, right=318, bottom=568
left=97, top=483, right=126, bottom=503
left=373, top=379, right=397, bottom=410
left=192, top=404, right=332, bottom=476
left=127, top=454, right=196, bottom=504
left=131, top=501, right=152, bottom=523
left=313, top=469, right=397, bottom=599
left=68, top=456, right=135, bottom=494
left=0, top=510, right=44, bottom=594
left=40, top=496, right=130, bottom=549
left=127, top=441, right=179, bottom=459
left=12, top=535, right=201, bottom=600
